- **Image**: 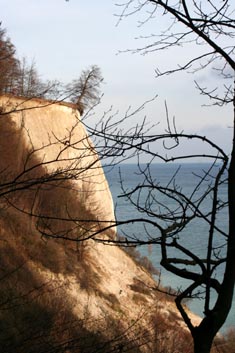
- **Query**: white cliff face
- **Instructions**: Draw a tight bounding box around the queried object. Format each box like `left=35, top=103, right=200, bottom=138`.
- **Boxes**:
left=0, top=95, right=201, bottom=352
left=0, top=95, right=116, bottom=239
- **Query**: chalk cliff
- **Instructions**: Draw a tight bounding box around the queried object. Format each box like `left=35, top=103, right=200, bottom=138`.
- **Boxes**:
left=0, top=94, right=115, bottom=240
left=0, top=95, right=199, bottom=352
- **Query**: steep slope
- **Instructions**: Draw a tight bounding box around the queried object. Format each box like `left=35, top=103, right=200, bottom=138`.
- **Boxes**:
left=0, top=208, right=196, bottom=353
left=0, top=95, right=198, bottom=353
left=0, top=94, right=115, bottom=240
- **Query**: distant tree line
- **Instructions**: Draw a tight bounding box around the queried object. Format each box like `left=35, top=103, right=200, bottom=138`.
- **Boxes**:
left=0, top=23, right=103, bottom=113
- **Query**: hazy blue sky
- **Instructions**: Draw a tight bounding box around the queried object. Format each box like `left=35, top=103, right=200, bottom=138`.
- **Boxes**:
left=1, top=0, right=233, bottom=154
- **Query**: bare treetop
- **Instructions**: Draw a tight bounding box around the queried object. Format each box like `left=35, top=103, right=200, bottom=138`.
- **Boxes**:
left=116, top=0, right=235, bottom=104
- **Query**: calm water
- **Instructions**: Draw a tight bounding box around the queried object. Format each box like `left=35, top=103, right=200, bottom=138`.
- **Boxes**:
left=104, top=163, right=234, bottom=331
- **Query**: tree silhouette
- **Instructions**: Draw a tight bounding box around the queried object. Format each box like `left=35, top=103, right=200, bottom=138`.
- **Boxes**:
left=94, top=1, right=234, bottom=352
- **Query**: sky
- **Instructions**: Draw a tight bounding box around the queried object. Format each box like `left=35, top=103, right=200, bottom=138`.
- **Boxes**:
left=1, top=0, right=233, bottom=156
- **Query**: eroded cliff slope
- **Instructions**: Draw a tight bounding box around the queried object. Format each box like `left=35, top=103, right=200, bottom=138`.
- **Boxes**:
left=0, top=95, right=197, bottom=353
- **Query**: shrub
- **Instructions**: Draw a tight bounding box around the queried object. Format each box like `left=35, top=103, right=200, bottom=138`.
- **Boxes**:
left=118, top=235, right=159, bottom=276
left=150, top=307, right=193, bottom=353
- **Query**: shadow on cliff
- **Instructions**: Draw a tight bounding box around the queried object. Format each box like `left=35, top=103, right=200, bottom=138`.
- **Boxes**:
left=0, top=114, right=138, bottom=352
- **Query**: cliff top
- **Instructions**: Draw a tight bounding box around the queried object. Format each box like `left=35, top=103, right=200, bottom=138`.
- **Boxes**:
left=0, top=93, right=83, bottom=113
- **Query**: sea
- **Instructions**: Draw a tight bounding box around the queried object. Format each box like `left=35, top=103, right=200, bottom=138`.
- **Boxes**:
left=104, top=163, right=235, bottom=332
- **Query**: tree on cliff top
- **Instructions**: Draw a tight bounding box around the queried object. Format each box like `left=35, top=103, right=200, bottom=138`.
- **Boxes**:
left=0, top=24, right=103, bottom=108
left=0, top=24, right=49, bottom=98
left=0, top=24, right=20, bottom=94
left=65, top=65, right=103, bottom=114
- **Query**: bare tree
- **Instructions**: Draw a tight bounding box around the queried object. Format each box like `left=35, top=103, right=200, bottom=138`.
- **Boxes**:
left=0, top=25, right=103, bottom=107
left=0, top=23, right=20, bottom=94
left=15, top=58, right=49, bottom=98
left=65, top=65, right=103, bottom=114
left=89, top=1, right=234, bottom=353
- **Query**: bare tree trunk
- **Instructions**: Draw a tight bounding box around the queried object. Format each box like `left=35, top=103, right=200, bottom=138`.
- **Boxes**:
left=193, top=329, right=214, bottom=353
left=194, top=341, right=213, bottom=353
